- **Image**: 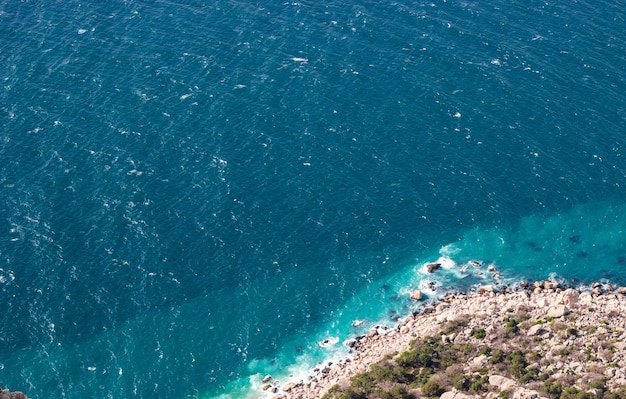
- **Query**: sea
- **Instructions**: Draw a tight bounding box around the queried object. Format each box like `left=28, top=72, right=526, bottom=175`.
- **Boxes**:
left=0, top=0, right=625, bottom=398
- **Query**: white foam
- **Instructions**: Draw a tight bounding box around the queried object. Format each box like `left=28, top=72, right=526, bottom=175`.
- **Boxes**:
left=351, top=319, right=365, bottom=327
left=437, top=256, right=456, bottom=269
left=418, top=279, right=439, bottom=296
left=439, top=243, right=461, bottom=256
left=291, top=57, right=308, bottom=63
left=318, top=336, right=339, bottom=348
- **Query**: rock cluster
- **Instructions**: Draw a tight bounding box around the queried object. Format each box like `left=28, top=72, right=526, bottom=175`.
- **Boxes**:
left=271, top=280, right=626, bottom=399
left=0, top=388, right=28, bottom=399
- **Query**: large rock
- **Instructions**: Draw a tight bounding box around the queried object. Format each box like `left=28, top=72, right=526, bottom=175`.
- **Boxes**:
left=544, top=280, right=560, bottom=290
left=282, top=382, right=297, bottom=392
left=547, top=304, right=567, bottom=318
left=0, top=390, right=27, bottom=399
left=479, top=285, right=494, bottom=295
left=512, top=388, right=540, bottom=399
left=426, top=262, right=441, bottom=273
left=410, top=290, right=422, bottom=301
left=560, top=289, right=579, bottom=307
left=440, top=391, right=475, bottom=399
left=527, top=324, right=546, bottom=336
left=489, top=375, right=516, bottom=390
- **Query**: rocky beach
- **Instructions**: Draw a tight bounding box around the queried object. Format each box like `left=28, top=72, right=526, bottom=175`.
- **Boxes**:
left=262, top=281, right=626, bottom=399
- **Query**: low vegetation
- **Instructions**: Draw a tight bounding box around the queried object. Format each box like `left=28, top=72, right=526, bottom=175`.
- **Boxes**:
left=321, top=309, right=626, bottom=399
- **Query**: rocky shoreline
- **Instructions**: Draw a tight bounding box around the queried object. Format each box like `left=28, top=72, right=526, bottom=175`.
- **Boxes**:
left=262, top=281, right=626, bottom=399
left=0, top=388, right=28, bottom=399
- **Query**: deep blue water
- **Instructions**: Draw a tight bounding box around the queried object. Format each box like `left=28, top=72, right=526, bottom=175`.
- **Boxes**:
left=0, top=0, right=625, bottom=398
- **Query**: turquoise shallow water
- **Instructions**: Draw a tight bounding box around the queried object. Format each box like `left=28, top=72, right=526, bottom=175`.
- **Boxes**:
left=0, top=0, right=625, bottom=398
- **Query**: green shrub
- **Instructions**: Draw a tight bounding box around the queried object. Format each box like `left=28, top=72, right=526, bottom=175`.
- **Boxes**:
left=338, top=390, right=368, bottom=399
left=472, top=328, right=487, bottom=340
left=519, top=366, right=540, bottom=383
left=396, top=349, right=432, bottom=369
left=443, top=315, right=470, bottom=334
left=421, top=380, right=444, bottom=397
left=507, top=350, right=528, bottom=379
left=453, top=374, right=472, bottom=391
left=491, top=348, right=506, bottom=364
left=540, top=380, right=563, bottom=399
left=470, top=379, right=486, bottom=394
left=504, top=317, right=519, bottom=335
left=588, top=379, right=606, bottom=391
left=350, top=373, right=376, bottom=394
left=384, top=386, right=415, bottom=399
left=479, top=346, right=492, bottom=356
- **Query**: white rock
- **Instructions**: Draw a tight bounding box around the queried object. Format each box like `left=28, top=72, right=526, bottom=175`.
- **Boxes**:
left=441, top=391, right=475, bottom=399
left=560, top=289, right=580, bottom=307
left=282, top=382, right=297, bottom=392
left=547, top=304, right=567, bottom=318
left=512, top=388, right=540, bottom=399
left=489, top=375, right=516, bottom=390
left=527, top=324, right=546, bottom=336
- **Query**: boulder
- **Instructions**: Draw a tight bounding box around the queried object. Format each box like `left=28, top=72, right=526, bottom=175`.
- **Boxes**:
left=262, top=375, right=272, bottom=383
left=282, top=382, right=297, bottom=392
left=479, top=285, right=494, bottom=295
left=0, top=392, right=27, bottom=399
left=527, top=324, right=546, bottom=336
left=410, top=290, right=422, bottom=301
left=547, top=305, right=567, bottom=318
left=560, top=289, right=579, bottom=307
left=489, top=375, right=516, bottom=390
left=425, top=262, right=441, bottom=273
left=544, top=280, right=559, bottom=290
left=440, top=391, right=475, bottom=399
left=511, top=388, right=540, bottom=399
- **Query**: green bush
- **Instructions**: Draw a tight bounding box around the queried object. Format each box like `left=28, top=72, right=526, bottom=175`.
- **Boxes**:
left=491, top=348, right=506, bottom=364
left=470, top=379, right=486, bottom=394
left=504, top=317, right=519, bottom=335
left=383, top=386, right=415, bottom=399
left=508, top=350, right=528, bottom=379
left=566, top=327, right=579, bottom=336
left=588, top=379, right=606, bottom=391
left=349, top=373, right=377, bottom=394
left=453, top=374, right=472, bottom=391
left=421, top=380, right=444, bottom=397
left=540, top=380, right=563, bottom=399
left=396, top=350, right=432, bottom=369
left=338, top=390, right=368, bottom=399
left=443, top=316, right=470, bottom=334
left=479, top=346, right=492, bottom=356
left=472, top=328, right=487, bottom=340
